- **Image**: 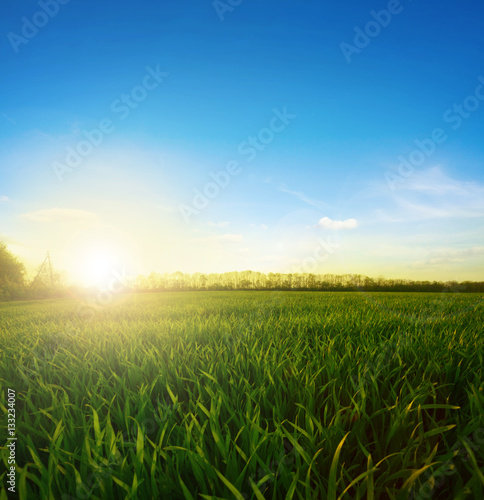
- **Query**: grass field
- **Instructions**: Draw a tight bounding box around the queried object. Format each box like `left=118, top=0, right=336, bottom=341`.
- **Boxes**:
left=1, top=291, right=483, bottom=499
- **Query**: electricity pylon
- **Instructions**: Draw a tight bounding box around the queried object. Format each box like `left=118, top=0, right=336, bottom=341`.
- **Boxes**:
left=31, top=251, right=55, bottom=288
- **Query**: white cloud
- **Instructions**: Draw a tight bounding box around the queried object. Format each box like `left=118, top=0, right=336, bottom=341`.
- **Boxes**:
left=208, top=221, right=229, bottom=227
left=0, top=195, right=10, bottom=203
left=20, top=208, right=99, bottom=225
left=249, top=223, right=268, bottom=230
left=318, top=217, right=358, bottom=230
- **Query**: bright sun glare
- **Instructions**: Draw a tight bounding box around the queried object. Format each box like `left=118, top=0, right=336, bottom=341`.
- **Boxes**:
left=82, top=250, right=119, bottom=288
left=66, top=232, right=136, bottom=288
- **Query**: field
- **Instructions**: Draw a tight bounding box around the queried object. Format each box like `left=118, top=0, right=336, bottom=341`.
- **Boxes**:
left=1, top=291, right=483, bottom=499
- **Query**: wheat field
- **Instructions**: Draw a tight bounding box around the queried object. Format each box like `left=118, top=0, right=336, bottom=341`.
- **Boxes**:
left=1, top=291, right=483, bottom=499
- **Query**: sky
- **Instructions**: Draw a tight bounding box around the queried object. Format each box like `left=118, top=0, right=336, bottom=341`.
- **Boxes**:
left=1, top=0, right=484, bottom=285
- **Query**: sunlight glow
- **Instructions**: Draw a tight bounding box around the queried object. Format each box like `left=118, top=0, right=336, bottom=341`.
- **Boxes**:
left=81, top=248, right=121, bottom=288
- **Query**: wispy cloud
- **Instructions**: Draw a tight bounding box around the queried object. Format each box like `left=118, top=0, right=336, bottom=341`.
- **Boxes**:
left=318, top=217, right=358, bottom=230
left=0, top=195, right=10, bottom=204
left=279, top=184, right=331, bottom=210
left=20, top=208, right=99, bottom=225
left=1, top=112, right=16, bottom=125
left=249, top=223, right=268, bottom=230
left=208, top=221, right=229, bottom=227
left=382, top=167, right=484, bottom=221
left=411, top=246, right=484, bottom=268
left=401, top=166, right=484, bottom=196
left=366, top=166, right=484, bottom=230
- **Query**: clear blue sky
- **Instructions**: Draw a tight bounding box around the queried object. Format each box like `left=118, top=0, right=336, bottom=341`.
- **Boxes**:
left=1, top=0, right=483, bottom=283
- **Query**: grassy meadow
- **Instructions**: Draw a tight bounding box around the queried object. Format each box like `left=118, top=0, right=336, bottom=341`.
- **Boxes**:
left=1, top=291, right=483, bottom=499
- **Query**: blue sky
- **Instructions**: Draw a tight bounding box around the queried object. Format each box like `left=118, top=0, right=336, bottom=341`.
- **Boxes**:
left=1, top=0, right=484, bottom=283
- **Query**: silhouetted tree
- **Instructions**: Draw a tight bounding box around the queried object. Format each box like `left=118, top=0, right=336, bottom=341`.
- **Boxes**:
left=0, top=242, right=25, bottom=300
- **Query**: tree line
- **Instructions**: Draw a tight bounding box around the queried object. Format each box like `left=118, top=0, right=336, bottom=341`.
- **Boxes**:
left=132, top=270, right=484, bottom=293
left=1, top=242, right=483, bottom=301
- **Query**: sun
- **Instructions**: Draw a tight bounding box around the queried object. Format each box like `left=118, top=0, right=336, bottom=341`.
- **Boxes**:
left=82, top=249, right=120, bottom=288
left=65, top=229, right=137, bottom=288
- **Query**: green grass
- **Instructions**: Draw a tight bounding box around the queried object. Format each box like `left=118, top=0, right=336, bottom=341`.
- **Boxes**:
left=1, top=291, right=483, bottom=499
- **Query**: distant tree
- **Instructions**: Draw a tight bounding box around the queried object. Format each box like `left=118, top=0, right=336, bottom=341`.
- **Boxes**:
left=0, top=242, right=26, bottom=300
left=307, top=273, right=317, bottom=289
left=121, top=268, right=484, bottom=294
left=240, top=279, right=251, bottom=290
left=147, top=272, right=161, bottom=290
